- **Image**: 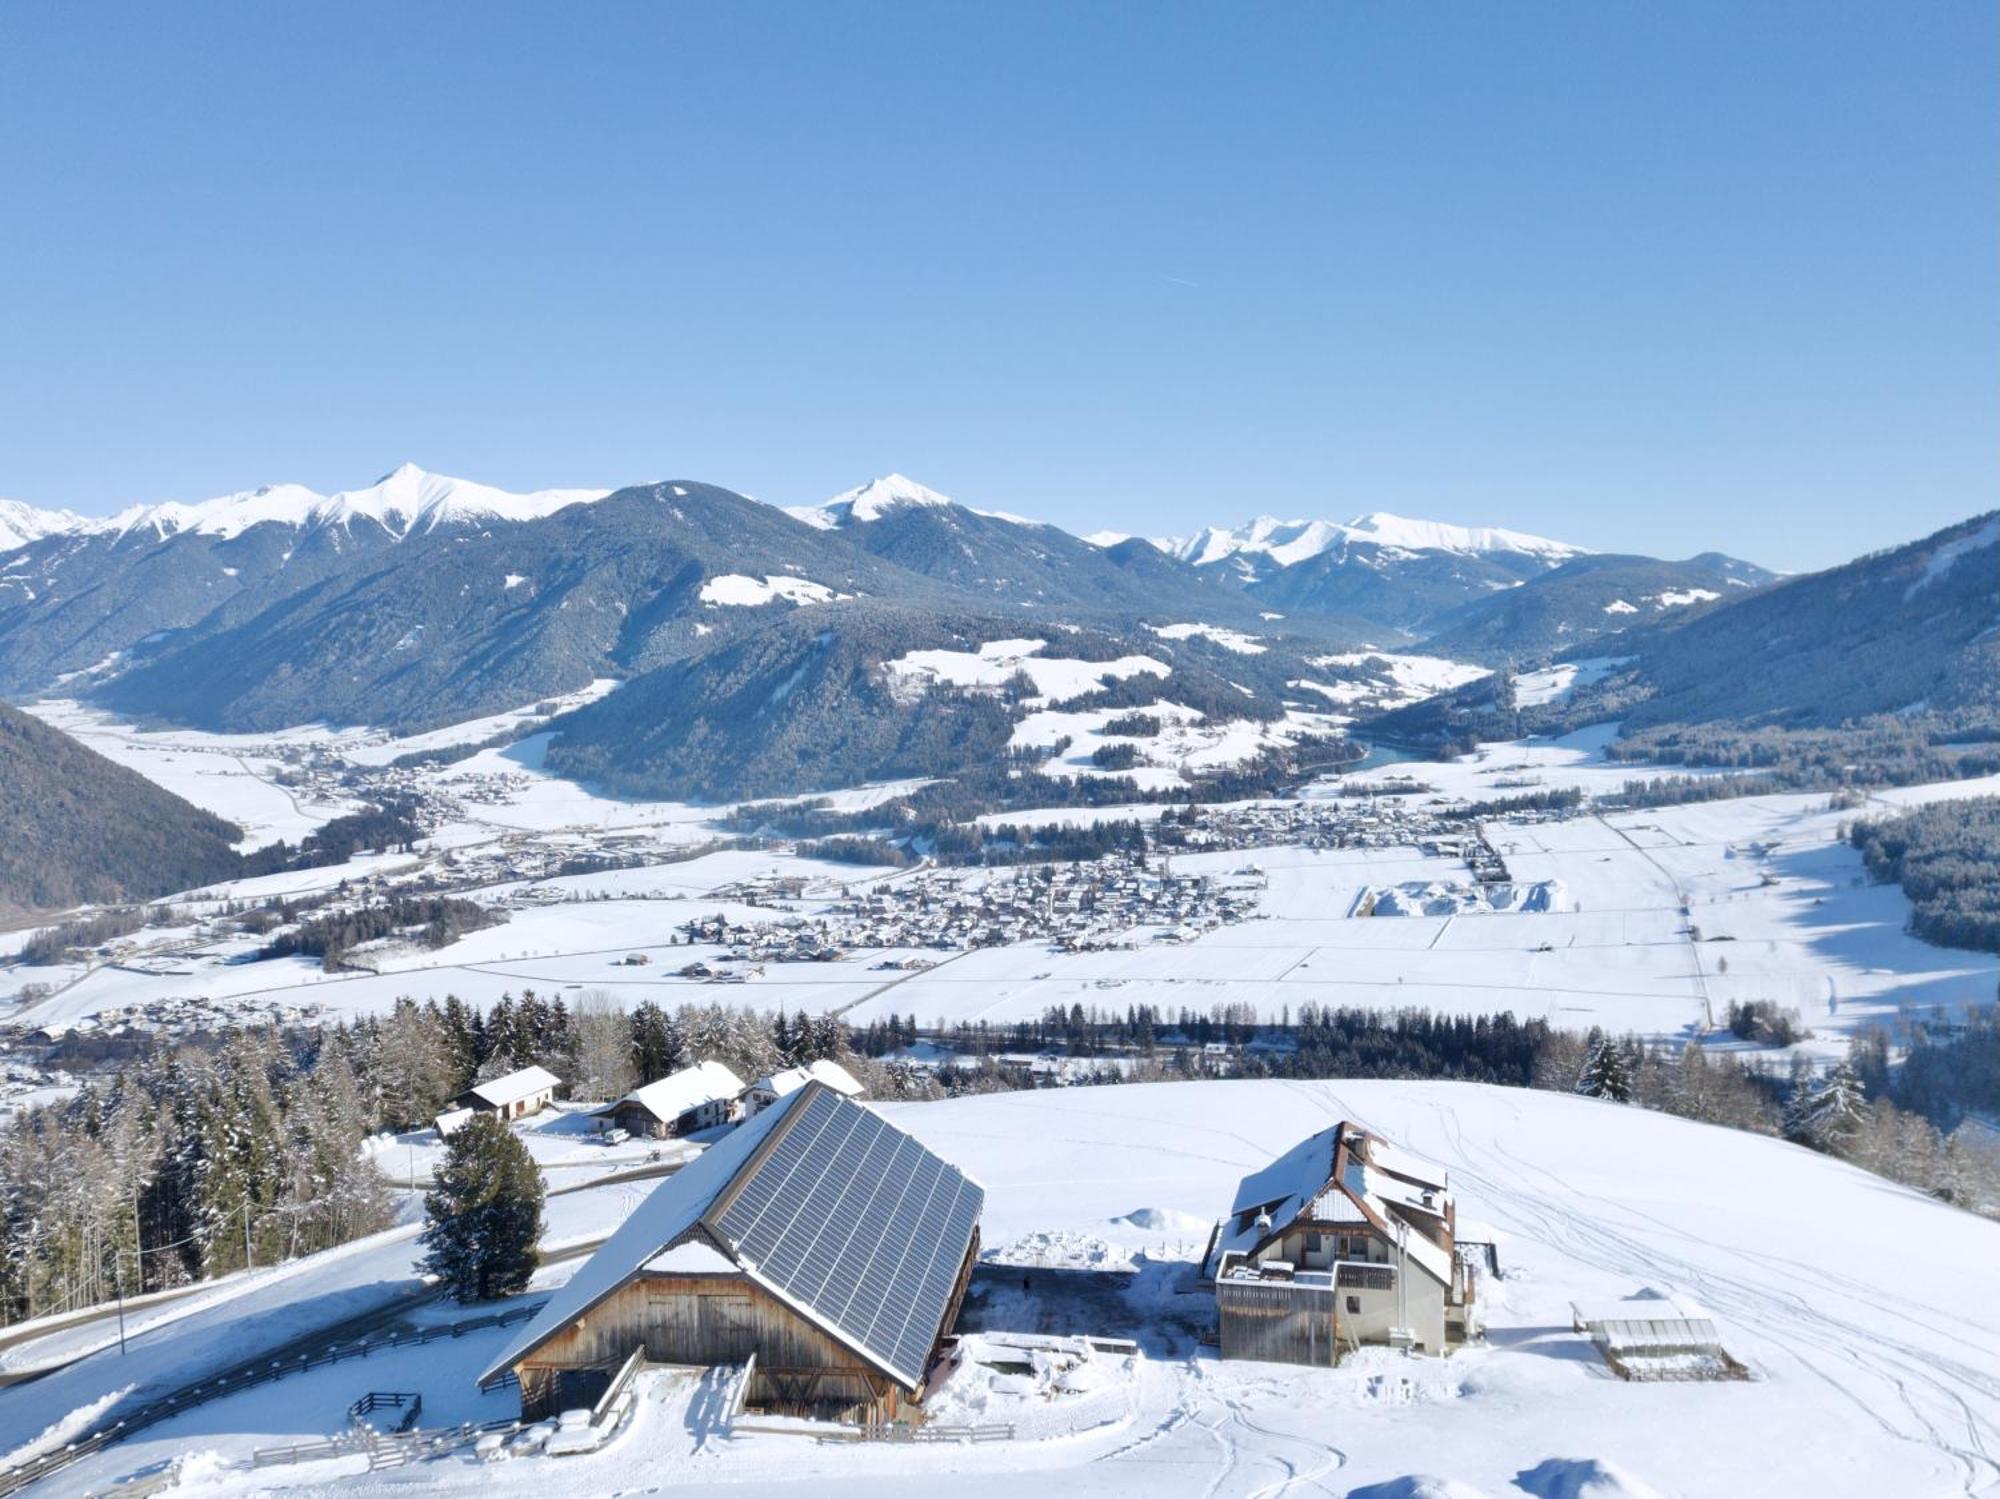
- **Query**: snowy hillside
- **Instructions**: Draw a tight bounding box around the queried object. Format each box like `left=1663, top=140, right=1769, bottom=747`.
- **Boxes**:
left=25, top=1080, right=1997, bottom=1497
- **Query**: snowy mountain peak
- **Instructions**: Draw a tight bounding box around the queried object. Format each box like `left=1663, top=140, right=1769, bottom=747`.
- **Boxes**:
left=0, top=498, right=89, bottom=552
left=1156, top=510, right=1588, bottom=570
left=789, top=473, right=958, bottom=529
left=88, top=467, right=611, bottom=542
left=1338, top=510, right=1585, bottom=560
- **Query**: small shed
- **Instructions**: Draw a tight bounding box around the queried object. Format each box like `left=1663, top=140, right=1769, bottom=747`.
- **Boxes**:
left=1571, top=1291, right=1743, bottom=1381
left=742, top=1058, right=866, bottom=1118
left=601, top=1060, right=745, bottom=1139
left=480, top=1082, right=983, bottom=1424
left=443, top=1065, right=560, bottom=1126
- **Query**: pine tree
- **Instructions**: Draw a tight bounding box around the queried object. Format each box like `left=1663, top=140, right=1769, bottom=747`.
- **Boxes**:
left=1786, top=1060, right=1868, bottom=1155
left=1574, top=1035, right=1633, bottom=1103
left=420, top=1114, right=545, bottom=1303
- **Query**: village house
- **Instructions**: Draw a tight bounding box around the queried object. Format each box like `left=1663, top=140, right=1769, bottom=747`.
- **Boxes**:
left=1205, top=1120, right=1479, bottom=1364
left=433, top=1064, right=561, bottom=1135
left=741, top=1057, right=866, bottom=1118
left=599, top=1060, right=745, bottom=1139
left=479, top=1081, right=983, bottom=1425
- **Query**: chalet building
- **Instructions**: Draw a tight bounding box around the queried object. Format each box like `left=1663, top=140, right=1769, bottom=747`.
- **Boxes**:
left=600, top=1060, right=744, bottom=1139
left=741, top=1057, right=866, bottom=1118
left=434, top=1065, right=561, bottom=1135
left=480, top=1081, right=983, bottom=1425
left=1206, top=1120, right=1479, bottom=1365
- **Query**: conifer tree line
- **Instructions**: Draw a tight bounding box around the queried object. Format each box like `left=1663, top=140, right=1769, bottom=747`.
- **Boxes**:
left=1556, top=1027, right=1997, bottom=1212
left=0, top=1028, right=389, bottom=1326
left=1849, top=796, right=2000, bottom=955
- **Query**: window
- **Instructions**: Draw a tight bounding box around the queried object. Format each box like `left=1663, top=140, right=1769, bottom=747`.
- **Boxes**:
left=1306, top=1233, right=1325, bottom=1253
left=1346, top=1296, right=1361, bottom=1314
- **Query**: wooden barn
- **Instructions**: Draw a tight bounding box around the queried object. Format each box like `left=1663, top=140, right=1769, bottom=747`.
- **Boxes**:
left=480, top=1081, right=983, bottom=1425
left=1206, top=1120, right=1479, bottom=1364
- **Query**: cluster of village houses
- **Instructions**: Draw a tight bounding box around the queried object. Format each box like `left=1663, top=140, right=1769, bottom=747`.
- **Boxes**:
left=441, top=1062, right=1504, bottom=1433
left=683, top=853, right=1261, bottom=961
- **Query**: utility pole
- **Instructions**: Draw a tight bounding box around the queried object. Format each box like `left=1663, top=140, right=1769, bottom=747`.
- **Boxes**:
left=114, top=1250, right=127, bottom=1356
left=243, top=1192, right=253, bottom=1271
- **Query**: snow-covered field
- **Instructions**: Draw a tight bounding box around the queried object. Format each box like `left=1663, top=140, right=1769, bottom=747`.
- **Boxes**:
left=26, top=1080, right=1998, bottom=1497
left=6, top=714, right=1994, bottom=1062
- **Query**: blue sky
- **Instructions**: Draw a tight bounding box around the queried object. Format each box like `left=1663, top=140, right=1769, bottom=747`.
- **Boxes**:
left=1, top=2, right=1991, bottom=569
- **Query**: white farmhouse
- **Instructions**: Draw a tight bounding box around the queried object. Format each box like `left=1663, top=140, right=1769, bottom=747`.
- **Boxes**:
left=742, top=1058, right=866, bottom=1118
left=436, top=1065, right=561, bottom=1134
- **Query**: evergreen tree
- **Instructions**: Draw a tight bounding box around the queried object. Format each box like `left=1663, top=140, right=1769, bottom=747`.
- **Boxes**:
left=1574, top=1035, right=1634, bottom=1102
left=629, top=1001, right=686, bottom=1083
left=1788, top=1060, right=1868, bottom=1155
left=420, top=1114, right=545, bottom=1303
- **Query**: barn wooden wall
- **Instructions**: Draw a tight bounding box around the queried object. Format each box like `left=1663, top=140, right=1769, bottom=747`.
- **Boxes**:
left=518, top=1268, right=903, bottom=1421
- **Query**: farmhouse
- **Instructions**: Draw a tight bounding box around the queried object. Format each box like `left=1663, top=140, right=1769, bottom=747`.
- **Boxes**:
left=480, top=1081, right=983, bottom=1425
left=741, top=1057, right=866, bottom=1118
left=1206, top=1120, right=1479, bottom=1363
left=600, top=1060, right=744, bottom=1139
left=435, top=1065, right=560, bottom=1134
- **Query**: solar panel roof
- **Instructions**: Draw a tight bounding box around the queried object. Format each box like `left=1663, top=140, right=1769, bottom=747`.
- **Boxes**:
left=713, top=1085, right=984, bottom=1388
left=479, top=1082, right=983, bottom=1392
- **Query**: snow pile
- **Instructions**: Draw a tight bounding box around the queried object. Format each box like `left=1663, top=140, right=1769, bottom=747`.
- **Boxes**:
left=1360, top=881, right=1570, bottom=917
left=1651, top=588, right=1720, bottom=609
left=697, top=574, right=847, bottom=607
left=884, top=638, right=1169, bottom=706
left=1514, top=1457, right=1666, bottom=1499
left=1601, top=599, right=1638, bottom=615
left=983, top=1229, right=1136, bottom=1272
left=1146, top=622, right=1267, bottom=654
left=1348, top=1477, right=1496, bottom=1499
left=925, top=1332, right=1137, bottom=1439
left=0, top=1383, right=134, bottom=1469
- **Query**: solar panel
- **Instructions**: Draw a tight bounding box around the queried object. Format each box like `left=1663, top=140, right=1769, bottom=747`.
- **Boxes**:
left=712, top=1087, right=983, bottom=1387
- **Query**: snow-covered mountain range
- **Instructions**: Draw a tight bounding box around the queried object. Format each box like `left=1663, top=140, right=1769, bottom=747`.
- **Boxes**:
left=1152, top=512, right=1590, bottom=574
left=0, top=498, right=87, bottom=552
left=67, top=463, right=611, bottom=542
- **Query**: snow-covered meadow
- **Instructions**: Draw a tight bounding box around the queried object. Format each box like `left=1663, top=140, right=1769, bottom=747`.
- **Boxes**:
left=25, top=1080, right=1998, bottom=1498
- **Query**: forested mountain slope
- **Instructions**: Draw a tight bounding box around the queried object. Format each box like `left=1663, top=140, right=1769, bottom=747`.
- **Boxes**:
left=0, top=702, right=243, bottom=914
left=1369, top=511, right=2000, bottom=778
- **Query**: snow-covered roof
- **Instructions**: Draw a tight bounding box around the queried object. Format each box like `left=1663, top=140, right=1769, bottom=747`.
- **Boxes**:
left=644, top=1240, right=735, bottom=1275
left=1572, top=1291, right=1715, bottom=1329
left=614, top=1060, right=745, bottom=1122
left=1364, top=1139, right=1449, bottom=1192
left=462, top=1065, right=561, bottom=1110
left=750, top=1058, right=865, bottom=1100
left=1216, top=1121, right=1455, bottom=1286
left=482, top=1083, right=983, bottom=1391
